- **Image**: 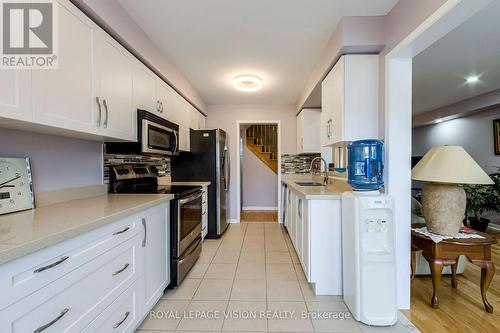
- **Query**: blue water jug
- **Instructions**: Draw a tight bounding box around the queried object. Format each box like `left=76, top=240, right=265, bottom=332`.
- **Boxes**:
left=347, top=140, right=384, bottom=191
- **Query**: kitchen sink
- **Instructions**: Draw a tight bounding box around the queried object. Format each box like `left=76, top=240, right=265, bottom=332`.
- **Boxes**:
left=295, top=181, right=324, bottom=187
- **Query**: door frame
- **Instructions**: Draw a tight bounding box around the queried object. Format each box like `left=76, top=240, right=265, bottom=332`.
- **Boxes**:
left=384, top=0, right=492, bottom=308
left=236, top=120, right=281, bottom=223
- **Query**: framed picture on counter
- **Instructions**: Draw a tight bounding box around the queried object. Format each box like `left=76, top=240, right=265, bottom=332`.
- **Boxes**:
left=494, top=119, right=500, bottom=155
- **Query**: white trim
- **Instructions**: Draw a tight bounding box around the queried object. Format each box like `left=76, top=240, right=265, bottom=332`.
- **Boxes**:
left=228, top=219, right=239, bottom=224
left=384, top=0, right=492, bottom=309
left=236, top=120, right=281, bottom=225
left=242, top=206, right=278, bottom=211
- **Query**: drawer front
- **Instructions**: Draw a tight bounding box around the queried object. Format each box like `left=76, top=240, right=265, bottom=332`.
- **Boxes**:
left=82, top=281, right=139, bottom=333
left=0, top=235, right=140, bottom=333
left=0, top=215, right=139, bottom=310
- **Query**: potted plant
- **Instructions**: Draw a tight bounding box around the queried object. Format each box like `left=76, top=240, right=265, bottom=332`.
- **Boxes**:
left=464, top=167, right=500, bottom=232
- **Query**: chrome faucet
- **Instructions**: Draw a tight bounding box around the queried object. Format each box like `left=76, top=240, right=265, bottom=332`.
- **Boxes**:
left=310, top=156, right=329, bottom=185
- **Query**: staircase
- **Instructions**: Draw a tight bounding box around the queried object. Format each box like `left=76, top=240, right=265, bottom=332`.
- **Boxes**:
left=245, top=124, right=278, bottom=174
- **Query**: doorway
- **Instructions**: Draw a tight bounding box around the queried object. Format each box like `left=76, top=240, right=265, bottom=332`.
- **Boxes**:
left=236, top=121, right=281, bottom=223
left=384, top=0, right=492, bottom=312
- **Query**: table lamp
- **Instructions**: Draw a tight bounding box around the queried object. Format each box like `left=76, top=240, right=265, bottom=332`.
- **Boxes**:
left=412, top=146, right=493, bottom=236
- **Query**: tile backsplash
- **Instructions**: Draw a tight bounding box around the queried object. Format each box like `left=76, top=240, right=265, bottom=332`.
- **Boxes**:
left=103, top=153, right=170, bottom=184
left=281, top=153, right=321, bottom=174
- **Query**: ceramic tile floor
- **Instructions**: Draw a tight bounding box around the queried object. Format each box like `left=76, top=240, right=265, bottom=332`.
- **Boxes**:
left=137, top=222, right=416, bottom=333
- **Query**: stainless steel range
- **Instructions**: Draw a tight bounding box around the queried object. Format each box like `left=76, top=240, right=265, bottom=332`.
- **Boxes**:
left=109, top=164, right=202, bottom=287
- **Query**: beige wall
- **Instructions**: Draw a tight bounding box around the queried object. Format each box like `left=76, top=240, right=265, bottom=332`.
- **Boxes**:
left=413, top=108, right=500, bottom=174
left=242, top=137, right=278, bottom=209
left=206, top=104, right=296, bottom=219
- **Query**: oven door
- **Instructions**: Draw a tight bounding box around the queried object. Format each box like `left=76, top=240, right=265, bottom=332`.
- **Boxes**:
left=178, top=190, right=203, bottom=255
left=141, top=119, right=178, bottom=155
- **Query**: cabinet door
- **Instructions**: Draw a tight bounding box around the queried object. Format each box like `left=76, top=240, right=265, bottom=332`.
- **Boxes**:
left=156, top=79, right=173, bottom=119
left=142, top=205, right=169, bottom=312
left=178, top=99, right=191, bottom=151
left=302, top=201, right=310, bottom=280
left=189, top=105, right=199, bottom=130
left=296, top=197, right=303, bottom=258
left=199, top=113, right=206, bottom=130
left=0, top=69, right=31, bottom=122
left=94, top=33, right=135, bottom=141
left=296, top=113, right=304, bottom=153
left=330, top=58, right=344, bottom=144
left=134, top=65, right=159, bottom=114
left=32, top=1, right=95, bottom=132
left=320, top=76, right=332, bottom=146
left=300, top=109, right=321, bottom=153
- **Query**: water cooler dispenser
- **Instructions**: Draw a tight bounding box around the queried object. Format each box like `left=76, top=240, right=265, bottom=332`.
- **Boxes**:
left=341, top=140, right=397, bottom=326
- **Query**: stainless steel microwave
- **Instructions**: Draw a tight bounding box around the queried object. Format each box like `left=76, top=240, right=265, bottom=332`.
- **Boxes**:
left=105, top=110, right=180, bottom=156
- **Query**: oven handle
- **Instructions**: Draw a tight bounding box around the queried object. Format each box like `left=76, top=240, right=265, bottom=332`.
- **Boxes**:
left=179, top=191, right=203, bottom=205
left=178, top=238, right=202, bottom=265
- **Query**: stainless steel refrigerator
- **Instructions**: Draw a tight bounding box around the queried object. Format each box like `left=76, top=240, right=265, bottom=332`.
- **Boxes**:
left=171, top=129, right=229, bottom=238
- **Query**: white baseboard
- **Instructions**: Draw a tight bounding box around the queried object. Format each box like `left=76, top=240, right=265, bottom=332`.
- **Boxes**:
left=228, top=219, right=239, bottom=224
left=242, top=206, right=278, bottom=211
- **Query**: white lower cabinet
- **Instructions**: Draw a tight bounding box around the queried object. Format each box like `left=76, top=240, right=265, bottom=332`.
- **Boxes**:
left=143, top=205, right=169, bottom=311
left=283, top=183, right=342, bottom=295
left=0, top=203, right=170, bottom=333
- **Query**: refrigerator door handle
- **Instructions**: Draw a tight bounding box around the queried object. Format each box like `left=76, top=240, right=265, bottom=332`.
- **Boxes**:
left=224, top=146, right=230, bottom=192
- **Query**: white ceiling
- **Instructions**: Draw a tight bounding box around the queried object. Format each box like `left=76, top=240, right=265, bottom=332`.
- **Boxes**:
left=118, top=0, right=398, bottom=105
left=412, top=0, right=500, bottom=115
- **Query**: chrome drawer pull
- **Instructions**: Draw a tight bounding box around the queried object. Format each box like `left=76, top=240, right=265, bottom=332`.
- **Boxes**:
left=202, top=212, right=206, bottom=215
left=142, top=218, right=147, bottom=247
left=113, top=311, right=130, bottom=329
left=34, top=308, right=69, bottom=333
left=112, top=227, right=130, bottom=236
left=33, top=256, right=69, bottom=274
left=112, top=263, right=130, bottom=276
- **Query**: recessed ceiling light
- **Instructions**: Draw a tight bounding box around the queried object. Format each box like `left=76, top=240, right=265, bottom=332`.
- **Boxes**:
left=234, top=75, right=263, bottom=92
left=465, top=76, right=479, bottom=84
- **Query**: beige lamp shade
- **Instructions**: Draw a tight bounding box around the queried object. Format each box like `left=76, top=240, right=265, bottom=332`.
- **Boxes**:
left=412, top=146, right=493, bottom=185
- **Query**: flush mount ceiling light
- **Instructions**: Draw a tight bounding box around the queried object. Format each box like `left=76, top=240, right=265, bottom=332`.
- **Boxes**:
left=465, top=75, right=480, bottom=84
left=234, top=75, right=263, bottom=92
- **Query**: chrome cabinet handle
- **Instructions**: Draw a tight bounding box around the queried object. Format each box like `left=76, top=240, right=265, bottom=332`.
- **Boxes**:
left=112, top=227, right=130, bottom=236
left=142, top=218, right=147, bottom=247
left=34, top=308, right=69, bottom=333
left=156, top=100, right=160, bottom=112
left=160, top=101, right=164, bottom=113
left=96, top=97, right=102, bottom=127
left=34, top=256, right=69, bottom=274
left=112, top=263, right=130, bottom=276
left=113, top=311, right=130, bottom=329
left=102, top=99, right=109, bottom=128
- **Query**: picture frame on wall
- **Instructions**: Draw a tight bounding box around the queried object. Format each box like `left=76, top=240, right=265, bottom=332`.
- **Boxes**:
left=494, top=119, right=500, bottom=155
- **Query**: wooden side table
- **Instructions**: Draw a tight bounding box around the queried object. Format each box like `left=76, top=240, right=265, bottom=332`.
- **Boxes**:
left=411, top=229, right=497, bottom=313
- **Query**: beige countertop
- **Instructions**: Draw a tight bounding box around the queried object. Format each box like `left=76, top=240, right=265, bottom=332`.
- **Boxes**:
left=170, top=181, right=211, bottom=187
left=0, top=193, right=174, bottom=265
left=281, top=174, right=352, bottom=200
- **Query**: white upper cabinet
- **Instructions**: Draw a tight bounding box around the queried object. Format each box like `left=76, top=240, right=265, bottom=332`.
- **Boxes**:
left=0, top=69, right=31, bottom=122
left=32, top=1, right=95, bottom=133
left=94, top=32, right=136, bottom=141
left=133, top=65, right=159, bottom=115
left=0, top=0, right=202, bottom=144
left=297, top=108, right=321, bottom=153
left=178, top=99, right=191, bottom=151
left=188, top=105, right=205, bottom=131
left=321, top=55, right=379, bottom=146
